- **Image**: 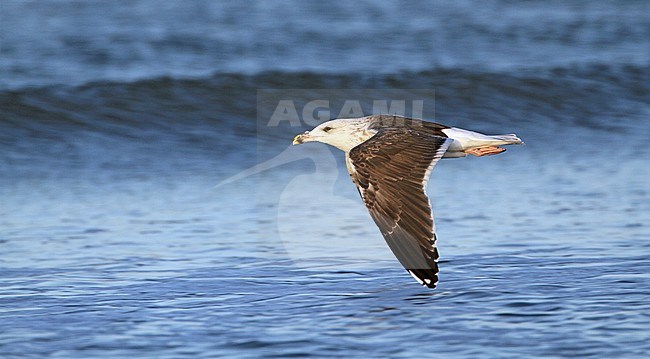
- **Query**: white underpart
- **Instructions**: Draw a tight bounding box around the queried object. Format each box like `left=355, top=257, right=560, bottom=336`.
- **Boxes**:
left=441, top=127, right=523, bottom=157
left=344, top=153, right=358, bottom=189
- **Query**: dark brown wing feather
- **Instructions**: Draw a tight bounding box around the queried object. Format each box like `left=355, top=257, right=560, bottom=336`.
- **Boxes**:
left=348, top=128, right=451, bottom=288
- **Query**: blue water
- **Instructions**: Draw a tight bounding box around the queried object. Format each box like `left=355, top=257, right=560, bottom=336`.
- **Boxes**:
left=1, top=1, right=650, bottom=357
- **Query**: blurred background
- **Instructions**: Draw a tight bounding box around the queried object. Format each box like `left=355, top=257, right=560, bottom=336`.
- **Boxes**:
left=1, top=1, right=649, bottom=358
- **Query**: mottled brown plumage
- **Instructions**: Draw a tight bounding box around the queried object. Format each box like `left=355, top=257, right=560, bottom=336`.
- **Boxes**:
left=348, top=127, right=451, bottom=288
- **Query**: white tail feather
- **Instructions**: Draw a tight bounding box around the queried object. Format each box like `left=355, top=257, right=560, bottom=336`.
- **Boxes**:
left=490, top=134, right=524, bottom=145
left=441, top=127, right=523, bottom=154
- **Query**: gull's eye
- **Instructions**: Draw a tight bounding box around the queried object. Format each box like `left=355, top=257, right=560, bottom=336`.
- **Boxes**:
left=322, top=126, right=333, bottom=132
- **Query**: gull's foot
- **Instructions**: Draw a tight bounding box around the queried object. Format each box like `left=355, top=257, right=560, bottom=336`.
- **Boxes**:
left=465, top=146, right=506, bottom=157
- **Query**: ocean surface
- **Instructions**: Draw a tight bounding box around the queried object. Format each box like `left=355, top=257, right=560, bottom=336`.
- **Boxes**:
left=1, top=1, right=650, bottom=358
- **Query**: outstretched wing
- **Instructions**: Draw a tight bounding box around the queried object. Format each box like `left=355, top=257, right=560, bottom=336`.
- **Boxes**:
left=348, top=128, right=451, bottom=288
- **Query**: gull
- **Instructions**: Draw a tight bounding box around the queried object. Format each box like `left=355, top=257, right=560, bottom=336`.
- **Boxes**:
left=293, top=115, right=523, bottom=288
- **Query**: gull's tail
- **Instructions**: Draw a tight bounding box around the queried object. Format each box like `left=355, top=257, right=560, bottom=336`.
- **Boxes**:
left=488, top=133, right=524, bottom=145
left=441, top=127, right=524, bottom=158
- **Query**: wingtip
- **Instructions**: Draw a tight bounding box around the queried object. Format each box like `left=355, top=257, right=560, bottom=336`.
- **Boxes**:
left=422, top=278, right=438, bottom=289
left=407, top=269, right=439, bottom=289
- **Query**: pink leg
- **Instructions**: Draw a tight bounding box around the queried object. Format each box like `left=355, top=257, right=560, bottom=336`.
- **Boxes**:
left=465, top=146, right=506, bottom=157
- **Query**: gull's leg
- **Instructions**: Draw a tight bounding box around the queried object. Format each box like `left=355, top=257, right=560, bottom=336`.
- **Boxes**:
left=465, top=146, right=506, bottom=157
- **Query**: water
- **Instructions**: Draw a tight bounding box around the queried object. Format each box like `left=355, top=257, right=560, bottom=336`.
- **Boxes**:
left=1, top=1, right=650, bottom=357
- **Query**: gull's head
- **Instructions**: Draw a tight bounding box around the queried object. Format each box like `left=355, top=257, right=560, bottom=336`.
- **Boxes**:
left=292, top=118, right=374, bottom=152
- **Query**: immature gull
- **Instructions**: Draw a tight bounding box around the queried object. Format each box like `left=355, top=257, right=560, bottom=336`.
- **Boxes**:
left=293, top=115, right=523, bottom=288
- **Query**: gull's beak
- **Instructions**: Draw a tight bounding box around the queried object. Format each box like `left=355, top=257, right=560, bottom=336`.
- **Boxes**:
left=293, top=131, right=310, bottom=145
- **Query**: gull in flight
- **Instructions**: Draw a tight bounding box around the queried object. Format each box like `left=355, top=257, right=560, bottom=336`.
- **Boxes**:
left=293, top=115, right=523, bottom=288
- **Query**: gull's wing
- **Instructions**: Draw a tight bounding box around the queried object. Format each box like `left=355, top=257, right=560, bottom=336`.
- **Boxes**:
left=347, top=128, right=452, bottom=288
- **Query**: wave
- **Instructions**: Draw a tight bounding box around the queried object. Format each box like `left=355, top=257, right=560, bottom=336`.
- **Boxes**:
left=3, top=0, right=648, bottom=92
left=1, top=62, right=646, bottom=125
left=1, top=63, right=647, bottom=182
